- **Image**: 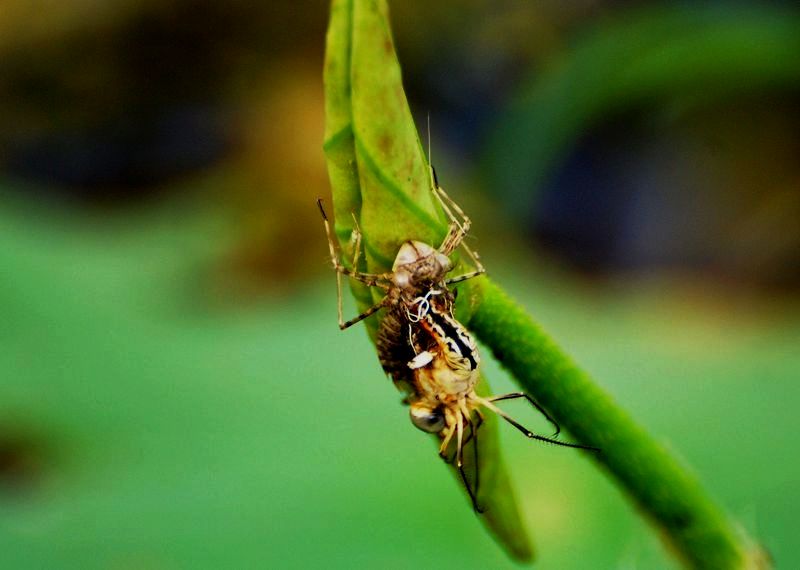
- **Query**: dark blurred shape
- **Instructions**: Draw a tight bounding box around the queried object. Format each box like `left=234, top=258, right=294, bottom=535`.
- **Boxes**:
left=0, top=0, right=326, bottom=205
left=392, top=2, right=557, bottom=158
left=481, top=4, right=800, bottom=288
left=534, top=95, right=800, bottom=288
left=5, top=105, right=231, bottom=202
left=0, top=430, right=45, bottom=493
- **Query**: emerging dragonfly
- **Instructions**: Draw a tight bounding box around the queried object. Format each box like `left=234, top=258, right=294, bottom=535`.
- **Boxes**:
left=318, top=166, right=598, bottom=510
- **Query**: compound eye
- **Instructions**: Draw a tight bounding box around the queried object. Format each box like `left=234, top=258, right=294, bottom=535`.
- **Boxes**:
left=435, top=253, right=453, bottom=273
left=409, top=403, right=445, bottom=433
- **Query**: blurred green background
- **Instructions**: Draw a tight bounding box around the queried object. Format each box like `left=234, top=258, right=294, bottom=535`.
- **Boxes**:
left=1, top=1, right=799, bottom=568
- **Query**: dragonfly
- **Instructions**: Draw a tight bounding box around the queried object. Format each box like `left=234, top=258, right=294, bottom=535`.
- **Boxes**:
left=318, top=165, right=598, bottom=510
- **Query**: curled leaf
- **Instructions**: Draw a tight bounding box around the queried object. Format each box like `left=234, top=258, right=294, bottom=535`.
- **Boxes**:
left=322, top=0, right=533, bottom=562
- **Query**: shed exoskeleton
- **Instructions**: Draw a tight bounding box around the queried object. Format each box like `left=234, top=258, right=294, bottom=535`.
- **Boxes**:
left=319, top=167, right=598, bottom=511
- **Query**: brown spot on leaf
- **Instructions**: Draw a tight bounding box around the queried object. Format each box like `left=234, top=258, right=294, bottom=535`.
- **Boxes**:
left=378, top=133, right=393, bottom=157
left=402, top=156, right=416, bottom=186
left=0, top=432, right=45, bottom=491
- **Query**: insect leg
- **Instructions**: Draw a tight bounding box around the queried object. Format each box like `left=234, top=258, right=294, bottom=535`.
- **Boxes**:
left=456, top=240, right=485, bottom=276
left=318, top=199, right=392, bottom=327
left=430, top=171, right=469, bottom=234
left=444, top=228, right=485, bottom=285
left=461, top=411, right=484, bottom=449
left=467, top=412, right=485, bottom=513
left=479, top=398, right=600, bottom=452
left=456, top=402, right=485, bottom=512
left=432, top=180, right=488, bottom=279
left=438, top=218, right=486, bottom=284
left=318, top=199, right=391, bottom=284
left=427, top=164, right=469, bottom=254
left=454, top=412, right=482, bottom=512
left=472, top=420, right=482, bottom=513
left=438, top=422, right=456, bottom=460
left=488, top=392, right=561, bottom=437
left=339, top=297, right=389, bottom=330
left=443, top=238, right=486, bottom=285
left=456, top=410, right=464, bottom=468
left=426, top=174, right=486, bottom=281
left=445, top=267, right=485, bottom=285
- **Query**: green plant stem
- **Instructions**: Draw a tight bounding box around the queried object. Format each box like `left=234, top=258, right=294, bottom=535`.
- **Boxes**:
left=470, top=279, right=766, bottom=569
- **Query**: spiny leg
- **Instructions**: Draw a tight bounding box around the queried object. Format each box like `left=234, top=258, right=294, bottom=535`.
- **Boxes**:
left=433, top=183, right=486, bottom=268
left=436, top=216, right=485, bottom=284
left=318, top=199, right=392, bottom=284
left=489, top=392, right=561, bottom=437
left=339, top=297, right=389, bottom=330
left=427, top=164, right=468, bottom=254
left=433, top=180, right=488, bottom=277
left=456, top=410, right=464, bottom=468
left=429, top=167, right=469, bottom=234
left=454, top=409, right=481, bottom=512
left=440, top=432, right=458, bottom=466
left=459, top=407, right=485, bottom=513
left=318, top=198, right=392, bottom=328
left=438, top=406, right=462, bottom=465
left=438, top=422, right=456, bottom=460
left=426, top=174, right=486, bottom=282
left=445, top=236, right=486, bottom=284
left=461, top=408, right=484, bottom=448
left=439, top=221, right=467, bottom=258
left=318, top=198, right=346, bottom=326
left=479, top=399, right=600, bottom=452
left=445, top=266, right=485, bottom=286
left=471, top=415, right=483, bottom=513
left=444, top=231, right=485, bottom=285
left=345, top=213, right=392, bottom=331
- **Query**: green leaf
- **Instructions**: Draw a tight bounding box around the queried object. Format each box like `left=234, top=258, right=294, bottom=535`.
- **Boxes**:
left=322, top=0, right=533, bottom=562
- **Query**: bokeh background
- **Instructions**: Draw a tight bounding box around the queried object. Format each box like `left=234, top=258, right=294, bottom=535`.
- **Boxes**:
left=1, top=1, right=799, bottom=568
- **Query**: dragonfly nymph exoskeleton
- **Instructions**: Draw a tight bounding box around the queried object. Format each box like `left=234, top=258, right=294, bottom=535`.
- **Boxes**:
left=318, top=166, right=598, bottom=511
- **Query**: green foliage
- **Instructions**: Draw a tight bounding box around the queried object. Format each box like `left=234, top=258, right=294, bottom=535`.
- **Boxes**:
left=323, top=0, right=767, bottom=567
